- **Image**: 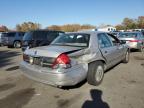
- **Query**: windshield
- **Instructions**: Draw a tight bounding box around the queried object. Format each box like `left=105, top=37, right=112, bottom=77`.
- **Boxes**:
left=51, top=34, right=90, bottom=47
left=119, top=33, right=138, bottom=38
left=23, top=32, right=32, bottom=40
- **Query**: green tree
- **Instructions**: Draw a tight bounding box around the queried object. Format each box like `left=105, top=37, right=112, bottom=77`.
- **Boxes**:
left=81, top=24, right=96, bottom=30
left=47, top=25, right=61, bottom=31
left=16, top=22, right=41, bottom=32
left=122, top=18, right=137, bottom=29
left=137, top=16, right=144, bottom=28
left=47, top=24, right=96, bottom=32
left=115, top=24, right=125, bottom=30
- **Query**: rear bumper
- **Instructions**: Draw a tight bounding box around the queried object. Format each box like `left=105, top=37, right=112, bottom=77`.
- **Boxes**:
left=127, top=42, right=142, bottom=49
left=20, top=61, right=87, bottom=86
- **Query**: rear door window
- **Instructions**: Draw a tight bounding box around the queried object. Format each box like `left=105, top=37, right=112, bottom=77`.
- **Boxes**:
left=107, top=34, right=120, bottom=46
left=98, top=33, right=112, bottom=48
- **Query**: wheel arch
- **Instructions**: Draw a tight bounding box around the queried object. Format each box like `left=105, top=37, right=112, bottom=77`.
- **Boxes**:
left=88, top=59, right=107, bottom=70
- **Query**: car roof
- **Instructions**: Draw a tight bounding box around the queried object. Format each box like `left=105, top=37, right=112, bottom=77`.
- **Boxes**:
left=29, top=29, right=64, bottom=33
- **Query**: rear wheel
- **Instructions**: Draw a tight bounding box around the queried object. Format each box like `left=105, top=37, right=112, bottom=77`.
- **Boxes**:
left=87, top=61, right=104, bottom=86
left=13, top=41, right=21, bottom=48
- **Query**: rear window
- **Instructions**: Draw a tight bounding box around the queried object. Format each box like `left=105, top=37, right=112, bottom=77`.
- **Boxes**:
left=119, top=33, right=138, bottom=38
left=51, top=33, right=90, bottom=47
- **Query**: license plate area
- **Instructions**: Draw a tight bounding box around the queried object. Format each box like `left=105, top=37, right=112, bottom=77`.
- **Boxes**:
left=33, top=57, right=41, bottom=65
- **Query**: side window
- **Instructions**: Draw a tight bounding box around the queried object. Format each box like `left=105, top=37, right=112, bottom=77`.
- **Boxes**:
left=19, top=32, right=25, bottom=37
left=33, top=31, right=47, bottom=40
left=98, top=33, right=112, bottom=48
left=7, top=33, right=16, bottom=37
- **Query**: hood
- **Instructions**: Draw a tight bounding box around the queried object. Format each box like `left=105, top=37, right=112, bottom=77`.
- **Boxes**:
left=24, top=45, right=83, bottom=58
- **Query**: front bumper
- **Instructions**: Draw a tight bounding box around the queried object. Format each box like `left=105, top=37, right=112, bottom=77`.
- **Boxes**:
left=20, top=61, right=87, bottom=86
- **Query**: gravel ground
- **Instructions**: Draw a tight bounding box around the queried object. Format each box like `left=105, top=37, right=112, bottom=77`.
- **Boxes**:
left=0, top=46, right=144, bottom=108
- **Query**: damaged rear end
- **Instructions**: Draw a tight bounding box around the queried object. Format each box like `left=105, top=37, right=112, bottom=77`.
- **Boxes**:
left=20, top=33, right=91, bottom=86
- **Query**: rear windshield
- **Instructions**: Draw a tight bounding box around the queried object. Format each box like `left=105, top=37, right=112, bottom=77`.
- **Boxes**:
left=51, top=33, right=90, bottom=47
left=119, top=33, right=138, bottom=38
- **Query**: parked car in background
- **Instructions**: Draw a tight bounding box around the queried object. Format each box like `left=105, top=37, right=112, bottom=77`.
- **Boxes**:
left=110, top=31, right=120, bottom=37
left=22, top=30, right=64, bottom=52
left=118, top=32, right=144, bottom=51
left=141, top=31, right=144, bottom=36
left=0, top=32, right=3, bottom=46
left=20, top=31, right=129, bottom=87
left=1, top=32, right=25, bottom=48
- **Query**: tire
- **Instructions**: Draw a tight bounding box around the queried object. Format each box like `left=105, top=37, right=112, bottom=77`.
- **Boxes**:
left=87, top=61, right=104, bottom=86
left=13, top=41, right=21, bottom=48
left=122, top=50, right=129, bottom=63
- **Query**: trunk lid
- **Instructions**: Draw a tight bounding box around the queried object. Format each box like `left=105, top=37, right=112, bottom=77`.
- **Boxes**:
left=24, top=45, right=84, bottom=68
left=25, top=45, right=83, bottom=58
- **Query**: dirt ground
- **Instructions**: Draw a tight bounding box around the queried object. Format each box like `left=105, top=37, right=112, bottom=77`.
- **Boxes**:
left=0, top=46, right=144, bottom=108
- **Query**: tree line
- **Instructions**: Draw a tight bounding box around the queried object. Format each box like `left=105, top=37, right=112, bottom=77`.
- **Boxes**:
left=115, top=16, right=144, bottom=30
left=47, top=24, right=96, bottom=32
left=0, top=16, right=144, bottom=32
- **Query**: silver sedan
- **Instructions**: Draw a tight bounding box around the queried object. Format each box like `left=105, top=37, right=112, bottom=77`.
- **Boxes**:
left=118, top=32, right=144, bottom=51
left=20, top=31, right=129, bottom=87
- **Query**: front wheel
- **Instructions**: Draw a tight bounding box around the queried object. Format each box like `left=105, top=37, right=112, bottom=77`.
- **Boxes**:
left=13, top=41, right=21, bottom=48
left=87, top=61, right=104, bottom=86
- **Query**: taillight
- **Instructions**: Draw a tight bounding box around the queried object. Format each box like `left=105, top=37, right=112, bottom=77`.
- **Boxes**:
left=129, top=40, right=141, bottom=42
left=52, top=54, right=71, bottom=69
